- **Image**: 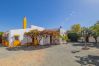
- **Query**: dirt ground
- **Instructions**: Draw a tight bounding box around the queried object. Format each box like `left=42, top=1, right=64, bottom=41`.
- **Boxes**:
left=0, top=43, right=99, bottom=66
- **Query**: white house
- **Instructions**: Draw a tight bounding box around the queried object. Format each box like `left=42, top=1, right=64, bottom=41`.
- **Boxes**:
left=2, top=17, right=66, bottom=47
left=5, top=25, right=66, bottom=46
left=7, top=25, right=45, bottom=46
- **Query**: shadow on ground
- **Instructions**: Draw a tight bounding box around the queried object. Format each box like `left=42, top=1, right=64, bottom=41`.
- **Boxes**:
left=72, top=42, right=99, bottom=48
left=6, top=44, right=59, bottom=51
left=75, top=55, right=99, bottom=66
left=72, top=43, right=85, bottom=46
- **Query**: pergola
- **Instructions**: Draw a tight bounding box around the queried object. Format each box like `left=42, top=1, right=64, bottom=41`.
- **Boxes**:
left=24, top=29, right=60, bottom=45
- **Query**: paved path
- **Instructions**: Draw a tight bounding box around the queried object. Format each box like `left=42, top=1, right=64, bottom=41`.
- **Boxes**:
left=0, top=43, right=98, bottom=66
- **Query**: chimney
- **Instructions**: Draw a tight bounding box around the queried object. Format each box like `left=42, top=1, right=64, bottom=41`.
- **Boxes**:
left=23, top=16, right=27, bottom=29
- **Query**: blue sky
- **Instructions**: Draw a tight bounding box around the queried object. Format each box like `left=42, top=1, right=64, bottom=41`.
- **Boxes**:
left=0, top=0, right=99, bottom=31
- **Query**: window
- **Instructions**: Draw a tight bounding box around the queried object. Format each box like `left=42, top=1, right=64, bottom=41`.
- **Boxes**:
left=14, top=35, right=20, bottom=40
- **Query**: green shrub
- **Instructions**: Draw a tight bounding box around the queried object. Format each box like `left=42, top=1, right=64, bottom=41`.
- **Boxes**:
left=67, top=32, right=79, bottom=42
left=0, top=32, right=3, bottom=36
left=60, top=34, right=68, bottom=41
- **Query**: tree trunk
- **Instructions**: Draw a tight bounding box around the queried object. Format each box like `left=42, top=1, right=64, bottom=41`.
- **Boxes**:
left=50, top=36, right=52, bottom=44
left=32, top=37, right=34, bottom=45
left=94, top=37, right=97, bottom=46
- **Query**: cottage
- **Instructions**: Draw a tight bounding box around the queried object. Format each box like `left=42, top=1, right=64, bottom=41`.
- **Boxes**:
left=2, top=17, right=66, bottom=47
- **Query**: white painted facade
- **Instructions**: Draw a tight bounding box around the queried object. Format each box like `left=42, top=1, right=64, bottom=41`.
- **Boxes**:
left=59, top=29, right=67, bottom=44
left=8, top=25, right=45, bottom=46
left=7, top=25, right=66, bottom=46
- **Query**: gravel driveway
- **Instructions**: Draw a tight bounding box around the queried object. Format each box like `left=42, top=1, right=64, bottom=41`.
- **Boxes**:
left=0, top=43, right=98, bottom=66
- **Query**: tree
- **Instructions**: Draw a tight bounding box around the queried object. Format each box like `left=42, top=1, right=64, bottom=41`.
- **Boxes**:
left=67, top=24, right=81, bottom=42
left=80, top=27, right=93, bottom=50
left=24, top=29, right=40, bottom=45
left=0, top=32, right=3, bottom=43
left=89, top=21, right=99, bottom=43
left=71, top=24, right=81, bottom=33
left=60, top=34, right=68, bottom=41
left=81, top=27, right=93, bottom=42
left=0, top=32, right=3, bottom=36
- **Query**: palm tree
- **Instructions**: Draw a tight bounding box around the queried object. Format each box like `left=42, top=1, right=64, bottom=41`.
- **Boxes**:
left=81, top=27, right=91, bottom=50
left=89, top=22, right=99, bottom=44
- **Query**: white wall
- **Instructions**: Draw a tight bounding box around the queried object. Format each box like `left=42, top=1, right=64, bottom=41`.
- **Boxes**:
left=8, top=25, right=67, bottom=46
left=97, top=37, right=99, bottom=42
left=8, top=25, right=45, bottom=46
left=89, top=36, right=95, bottom=42
left=31, top=25, right=45, bottom=31
left=9, top=29, right=28, bottom=46
left=59, top=28, right=67, bottom=44
left=39, top=36, right=50, bottom=45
